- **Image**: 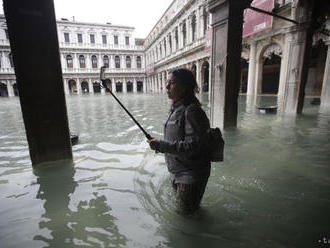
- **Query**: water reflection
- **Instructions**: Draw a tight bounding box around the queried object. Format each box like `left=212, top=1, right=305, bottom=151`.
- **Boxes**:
left=33, top=161, right=127, bottom=248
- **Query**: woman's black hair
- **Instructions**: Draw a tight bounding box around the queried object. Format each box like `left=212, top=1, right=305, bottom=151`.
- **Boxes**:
left=171, top=68, right=201, bottom=106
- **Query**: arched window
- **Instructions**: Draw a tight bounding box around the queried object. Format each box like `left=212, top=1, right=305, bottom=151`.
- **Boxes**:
left=191, top=14, right=196, bottom=41
left=103, top=55, right=109, bottom=68
left=126, top=56, right=131, bottom=68
left=136, top=56, right=142, bottom=69
left=8, top=53, right=14, bottom=68
left=66, top=55, right=73, bottom=68
left=91, top=55, right=98, bottom=68
left=115, top=55, right=120, bottom=68
left=79, top=55, right=85, bottom=68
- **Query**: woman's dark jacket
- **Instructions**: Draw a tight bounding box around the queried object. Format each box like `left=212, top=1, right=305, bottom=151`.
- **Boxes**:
left=158, top=99, right=211, bottom=184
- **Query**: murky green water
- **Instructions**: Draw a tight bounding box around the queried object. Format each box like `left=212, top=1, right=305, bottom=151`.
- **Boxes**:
left=0, top=93, right=329, bottom=248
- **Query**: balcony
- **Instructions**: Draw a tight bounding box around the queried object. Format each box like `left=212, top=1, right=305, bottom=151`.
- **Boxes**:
left=59, top=42, right=144, bottom=51
left=62, top=67, right=146, bottom=74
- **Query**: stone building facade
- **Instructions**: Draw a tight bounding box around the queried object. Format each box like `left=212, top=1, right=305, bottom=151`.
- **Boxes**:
left=1, top=0, right=330, bottom=112
left=0, top=15, right=146, bottom=96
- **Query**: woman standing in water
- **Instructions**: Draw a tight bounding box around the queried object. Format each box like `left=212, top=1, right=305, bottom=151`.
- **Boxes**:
left=148, top=68, right=211, bottom=214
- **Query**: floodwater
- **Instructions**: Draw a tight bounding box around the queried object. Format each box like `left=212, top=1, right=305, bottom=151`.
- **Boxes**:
left=0, top=93, right=329, bottom=248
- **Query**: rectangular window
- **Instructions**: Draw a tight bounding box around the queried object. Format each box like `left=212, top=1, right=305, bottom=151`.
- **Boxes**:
left=64, top=32, right=70, bottom=43
left=77, top=33, right=83, bottom=43
left=90, top=34, right=95, bottom=44
left=125, top=36, right=130, bottom=45
left=102, top=35, right=107, bottom=44
left=114, top=35, right=118, bottom=45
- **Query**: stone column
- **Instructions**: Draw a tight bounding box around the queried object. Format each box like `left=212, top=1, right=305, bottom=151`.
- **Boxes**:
left=76, top=78, right=81, bottom=95
left=143, top=77, right=147, bottom=93
left=85, top=54, right=91, bottom=70
left=282, top=26, right=308, bottom=113
left=196, top=60, right=202, bottom=93
left=187, top=17, right=192, bottom=44
left=98, top=54, right=103, bottom=68
left=109, top=54, right=114, bottom=68
left=88, top=78, right=94, bottom=94
left=123, top=78, right=127, bottom=93
left=7, top=80, right=14, bottom=97
left=121, top=55, right=125, bottom=69
left=133, top=78, right=137, bottom=93
left=208, top=0, right=248, bottom=129
left=63, top=78, right=69, bottom=95
left=111, top=78, right=116, bottom=93
left=321, top=41, right=330, bottom=110
left=73, top=53, right=79, bottom=69
left=247, top=41, right=257, bottom=96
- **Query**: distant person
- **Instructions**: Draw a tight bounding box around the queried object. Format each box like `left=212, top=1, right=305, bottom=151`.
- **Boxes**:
left=148, top=68, right=211, bottom=214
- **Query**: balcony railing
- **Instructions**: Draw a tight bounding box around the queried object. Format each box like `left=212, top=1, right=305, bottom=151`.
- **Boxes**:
left=151, top=38, right=206, bottom=66
left=62, top=67, right=146, bottom=74
left=0, top=39, right=10, bottom=46
left=59, top=42, right=144, bottom=51
left=0, top=68, right=14, bottom=74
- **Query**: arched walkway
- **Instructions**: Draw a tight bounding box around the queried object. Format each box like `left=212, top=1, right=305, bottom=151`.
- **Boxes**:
left=201, top=61, right=209, bottom=92
left=262, top=53, right=281, bottom=94
left=240, top=58, right=248, bottom=93
left=0, top=82, right=8, bottom=97
left=137, top=81, right=143, bottom=92
left=81, top=81, right=89, bottom=94
left=93, top=82, right=101, bottom=93
left=127, top=81, right=133, bottom=92
left=68, top=79, right=77, bottom=94
left=116, top=82, right=123, bottom=92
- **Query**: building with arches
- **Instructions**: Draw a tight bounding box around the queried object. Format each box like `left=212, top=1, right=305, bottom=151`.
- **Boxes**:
left=0, top=15, right=146, bottom=96
left=1, top=0, right=330, bottom=113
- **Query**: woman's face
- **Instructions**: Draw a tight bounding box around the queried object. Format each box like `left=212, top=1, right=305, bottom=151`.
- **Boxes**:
left=166, top=74, right=185, bottom=103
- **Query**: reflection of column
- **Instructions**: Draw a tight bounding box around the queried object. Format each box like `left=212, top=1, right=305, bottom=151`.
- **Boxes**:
left=247, top=41, right=257, bottom=96
left=7, top=80, right=14, bottom=97
left=111, top=78, right=116, bottom=93
left=123, top=78, right=127, bottom=93
left=152, top=76, right=155, bottom=92
left=321, top=41, right=330, bottom=110
left=133, top=78, right=137, bottom=93
left=88, top=78, right=94, bottom=94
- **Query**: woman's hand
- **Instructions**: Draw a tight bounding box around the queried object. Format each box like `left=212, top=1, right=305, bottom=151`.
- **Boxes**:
left=147, top=138, right=160, bottom=151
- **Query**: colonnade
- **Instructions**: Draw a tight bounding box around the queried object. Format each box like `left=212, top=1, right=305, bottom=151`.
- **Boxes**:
left=145, top=58, right=211, bottom=94
left=63, top=76, right=146, bottom=95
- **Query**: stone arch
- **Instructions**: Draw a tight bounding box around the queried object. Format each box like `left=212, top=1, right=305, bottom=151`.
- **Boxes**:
left=68, top=79, right=77, bottom=94
left=93, top=81, right=101, bottom=93
left=81, top=80, right=89, bottom=94
left=137, top=81, right=143, bottom=92
left=126, top=81, right=133, bottom=92
left=116, top=81, right=123, bottom=92
left=0, top=81, right=8, bottom=97
left=256, top=42, right=283, bottom=95
left=201, top=60, right=209, bottom=92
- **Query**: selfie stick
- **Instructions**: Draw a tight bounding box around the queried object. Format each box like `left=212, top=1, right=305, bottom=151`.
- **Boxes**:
left=100, top=66, right=153, bottom=140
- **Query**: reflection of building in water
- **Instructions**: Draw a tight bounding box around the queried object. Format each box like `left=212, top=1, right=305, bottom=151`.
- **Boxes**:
left=34, top=163, right=127, bottom=247
left=1, top=0, right=330, bottom=110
